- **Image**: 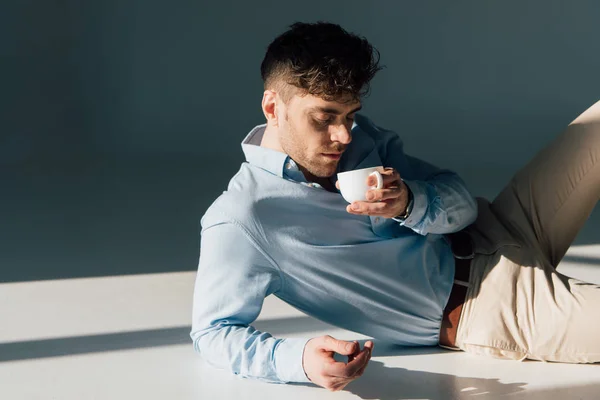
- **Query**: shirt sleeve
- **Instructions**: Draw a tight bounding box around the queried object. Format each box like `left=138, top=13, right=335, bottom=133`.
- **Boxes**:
left=190, top=222, right=311, bottom=384
left=356, top=114, right=478, bottom=235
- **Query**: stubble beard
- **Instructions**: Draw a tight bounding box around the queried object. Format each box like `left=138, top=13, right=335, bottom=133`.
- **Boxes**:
left=281, top=123, right=339, bottom=179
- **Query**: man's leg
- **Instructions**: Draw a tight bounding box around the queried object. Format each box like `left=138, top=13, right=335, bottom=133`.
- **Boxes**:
left=455, top=100, right=600, bottom=363
left=492, top=100, right=600, bottom=267
left=456, top=245, right=600, bottom=364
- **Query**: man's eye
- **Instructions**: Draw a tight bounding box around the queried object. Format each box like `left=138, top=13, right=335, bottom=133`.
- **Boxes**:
left=313, top=115, right=354, bottom=127
left=314, top=118, right=332, bottom=125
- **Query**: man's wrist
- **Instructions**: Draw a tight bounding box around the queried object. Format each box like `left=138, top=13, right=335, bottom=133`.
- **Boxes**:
left=392, top=183, right=413, bottom=222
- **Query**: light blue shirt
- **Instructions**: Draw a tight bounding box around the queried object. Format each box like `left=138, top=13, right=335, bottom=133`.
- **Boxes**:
left=191, top=114, right=478, bottom=384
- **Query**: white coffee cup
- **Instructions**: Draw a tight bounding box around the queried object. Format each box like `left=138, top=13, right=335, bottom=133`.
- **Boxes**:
left=337, top=166, right=384, bottom=203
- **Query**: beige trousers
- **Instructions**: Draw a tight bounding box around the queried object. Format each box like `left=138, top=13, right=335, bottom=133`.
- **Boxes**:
left=455, top=100, right=600, bottom=363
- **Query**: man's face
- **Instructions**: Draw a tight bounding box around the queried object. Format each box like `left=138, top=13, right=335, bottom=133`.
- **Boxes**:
left=278, top=93, right=361, bottom=179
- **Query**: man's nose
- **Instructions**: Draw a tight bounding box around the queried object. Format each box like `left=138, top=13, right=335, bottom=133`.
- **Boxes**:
left=331, top=125, right=352, bottom=145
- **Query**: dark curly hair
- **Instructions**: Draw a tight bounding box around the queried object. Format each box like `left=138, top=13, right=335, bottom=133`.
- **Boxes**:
left=260, top=21, right=383, bottom=103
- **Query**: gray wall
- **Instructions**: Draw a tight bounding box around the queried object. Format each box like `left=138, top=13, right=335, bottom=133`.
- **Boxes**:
left=3, top=1, right=600, bottom=281
left=1, top=1, right=88, bottom=164
left=4, top=1, right=600, bottom=172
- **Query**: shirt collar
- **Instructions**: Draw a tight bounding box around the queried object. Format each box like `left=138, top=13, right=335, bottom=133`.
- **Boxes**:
left=240, top=123, right=332, bottom=188
left=241, top=124, right=289, bottom=177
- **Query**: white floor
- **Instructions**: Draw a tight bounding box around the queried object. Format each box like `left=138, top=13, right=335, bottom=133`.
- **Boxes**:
left=2, top=159, right=600, bottom=399
left=1, top=250, right=600, bottom=400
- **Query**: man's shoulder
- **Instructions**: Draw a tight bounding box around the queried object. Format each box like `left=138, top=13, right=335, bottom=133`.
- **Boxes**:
left=353, top=113, right=402, bottom=144
left=200, top=163, right=266, bottom=230
left=342, top=114, right=404, bottom=168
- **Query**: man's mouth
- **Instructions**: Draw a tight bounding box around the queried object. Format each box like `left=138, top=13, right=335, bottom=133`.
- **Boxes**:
left=322, top=153, right=342, bottom=160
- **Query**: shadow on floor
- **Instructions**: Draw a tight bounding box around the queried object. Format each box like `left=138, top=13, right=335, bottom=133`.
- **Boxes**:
left=0, top=316, right=450, bottom=362
left=343, top=359, right=527, bottom=399
left=342, top=359, right=598, bottom=400
left=343, top=359, right=600, bottom=400
left=562, top=254, right=600, bottom=265
left=0, top=327, right=192, bottom=362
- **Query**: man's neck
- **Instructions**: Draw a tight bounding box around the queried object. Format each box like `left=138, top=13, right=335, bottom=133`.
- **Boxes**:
left=260, top=125, right=337, bottom=192
left=260, top=124, right=284, bottom=153
left=297, top=164, right=337, bottom=192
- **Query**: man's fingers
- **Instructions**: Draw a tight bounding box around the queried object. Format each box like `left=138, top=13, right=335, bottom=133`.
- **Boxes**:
left=327, top=379, right=350, bottom=392
left=367, top=168, right=400, bottom=186
left=347, top=341, right=360, bottom=362
left=381, top=167, right=401, bottom=182
left=347, top=201, right=389, bottom=215
left=321, top=335, right=357, bottom=356
left=345, top=346, right=371, bottom=377
left=356, top=341, right=374, bottom=376
left=366, top=187, right=401, bottom=202
left=355, top=361, right=369, bottom=378
left=323, top=341, right=374, bottom=391
left=324, top=346, right=370, bottom=378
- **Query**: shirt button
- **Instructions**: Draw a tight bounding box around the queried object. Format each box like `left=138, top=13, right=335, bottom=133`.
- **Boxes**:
left=374, top=217, right=381, bottom=223
left=285, top=162, right=292, bottom=170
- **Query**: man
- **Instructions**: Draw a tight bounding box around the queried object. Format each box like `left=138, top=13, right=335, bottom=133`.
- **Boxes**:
left=191, top=21, right=600, bottom=391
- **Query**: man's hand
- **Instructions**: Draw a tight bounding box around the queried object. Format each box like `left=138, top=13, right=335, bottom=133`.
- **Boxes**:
left=302, top=335, right=374, bottom=392
left=336, top=167, right=411, bottom=218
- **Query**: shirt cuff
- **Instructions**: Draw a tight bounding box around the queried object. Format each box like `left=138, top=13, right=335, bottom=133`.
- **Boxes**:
left=395, top=180, right=427, bottom=228
left=274, top=337, right=312, bottom=383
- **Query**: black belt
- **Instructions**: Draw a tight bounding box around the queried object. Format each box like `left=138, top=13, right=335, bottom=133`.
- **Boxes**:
left=439, top=231, right=474, bottom=349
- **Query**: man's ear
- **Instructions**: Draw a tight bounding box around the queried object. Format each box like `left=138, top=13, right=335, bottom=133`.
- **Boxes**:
left=261, top=90, right=279, bottom=127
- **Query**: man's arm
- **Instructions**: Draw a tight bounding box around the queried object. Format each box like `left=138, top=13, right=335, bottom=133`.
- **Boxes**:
left=354, top=115, right=478, bottom=235
left=191, top=222, right=310, bottom=384
left=192, top=220, right=374, bottom=389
